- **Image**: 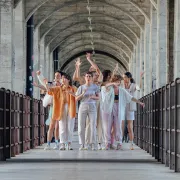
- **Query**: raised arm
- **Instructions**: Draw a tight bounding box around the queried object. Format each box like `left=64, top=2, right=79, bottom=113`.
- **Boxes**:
left=36, top=70, right=47, bottom=87
left=32, top=82, right=46, bottom=91
left=110, top=63, right=119, bottom=81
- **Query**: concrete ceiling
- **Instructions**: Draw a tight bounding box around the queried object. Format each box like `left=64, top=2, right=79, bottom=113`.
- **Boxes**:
left=23, top=0, right=154, bottom=74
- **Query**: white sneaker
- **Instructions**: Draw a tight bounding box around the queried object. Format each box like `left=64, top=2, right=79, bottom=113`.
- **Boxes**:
left=53, top=143, right=59, bottom=150
left=116, top=143, right=123, bottom=150
left=68, top=144, right=73, bottom=150
left=79, top=144, right=84, bottom=150
left=130, top=143, right=134, bottom=150
left=84, top=144, right=89, bottom=150
left=92, top=144, right=96, bottom=151
left=44, top=144, right=51, bottom=150
left=59, top=143, right=66, bottom=150
left=98, top=143, right=102, bottom=150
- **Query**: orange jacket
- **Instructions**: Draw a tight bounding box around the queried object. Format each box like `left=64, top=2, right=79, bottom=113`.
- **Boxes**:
left=48, top=85, right=77, bottom=120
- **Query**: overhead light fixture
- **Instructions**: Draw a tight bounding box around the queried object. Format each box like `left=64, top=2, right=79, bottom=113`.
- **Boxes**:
left=88, top=17, right=92, bottom=22
left=90, top=33, right=93, bottom=38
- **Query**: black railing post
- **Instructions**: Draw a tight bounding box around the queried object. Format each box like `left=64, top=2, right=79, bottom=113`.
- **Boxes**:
left=38, top=100, right=41, bottom=146
left=26, top=15, right=34, bottom=98
left=3, top=88, right=7, bottom=161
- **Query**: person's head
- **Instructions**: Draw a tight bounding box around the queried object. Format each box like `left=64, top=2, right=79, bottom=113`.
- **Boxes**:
left=62, top=73, right=72, bottom=86
left=54, top=70, right=63, bottom=81
left=102, top=70, right=112, bottom=82
left=123, top=72, right=135, bottom=83
left=111, top=74, right=122, bottom=83
left=91, top=71, right=99, bottom=82
left=84, top=71, right=93, bottom=83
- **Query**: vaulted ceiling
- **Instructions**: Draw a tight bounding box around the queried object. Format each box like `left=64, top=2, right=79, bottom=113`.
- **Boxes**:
left=17, top=0, right=154, bottom=75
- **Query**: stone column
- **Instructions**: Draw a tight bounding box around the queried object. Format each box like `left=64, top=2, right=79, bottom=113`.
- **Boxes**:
left=0, top=2, right=13, bottom=89
left=13, top=0, right=26, bottom=94
left=135, top=40, right=140, bottom=98
left=156, top=0, right=168, bottom=88
left=132, top=50, right=136, bottom=80
left=49, top=52, right=54, bottom=81
left=45, top=46, right=50, bottom=80
left=150, top=4, right=157, bottom=91
left=174, top=0, right=180, bottom=79
left=129, top=54, right=133, bottom=73
left=39, top=38, right=45, bottom=76
left=33, top=29, right=40, bottom=99
left=140, top=31, right=144, bottom=97
left=144, top=20, right=150, bottom=95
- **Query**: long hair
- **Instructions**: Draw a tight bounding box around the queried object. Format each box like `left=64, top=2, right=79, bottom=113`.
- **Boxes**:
left=102, top=70, right=112, bottom=82
left=124, top=72, right=135, bottom=83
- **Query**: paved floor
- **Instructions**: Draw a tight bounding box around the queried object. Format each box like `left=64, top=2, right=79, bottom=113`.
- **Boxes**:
left=0, top=133, right=180, bottom=180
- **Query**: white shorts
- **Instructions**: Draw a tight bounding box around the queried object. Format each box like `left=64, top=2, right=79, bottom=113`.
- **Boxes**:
left=126, top=111, right=135, bottom=120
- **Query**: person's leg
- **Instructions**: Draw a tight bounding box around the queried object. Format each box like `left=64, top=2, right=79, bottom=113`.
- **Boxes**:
left=113, top=103, right=123, bottom=150
left=88, top=103, right=97, bottom=150
left=67, top=114, right=75, bottom=150
left=53, top=121, right=59, bottom=149
left=121, top=120, right=125, bottom=142
left=96, top=101, right=103, bottom=150
left=78, top=104, right=88, bottom=150
left=44, top=119, right=56, bottom=150
left=127, top=111, right=135, bottom=150
left=101, top=111, right=112, bottom=150
left=85, top=117, right=91, bottom=147
left=59, top=104, right=68, bottom=150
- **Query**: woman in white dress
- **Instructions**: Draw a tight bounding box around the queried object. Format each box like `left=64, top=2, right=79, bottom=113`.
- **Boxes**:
left=122, top=72, right=143, bottom=150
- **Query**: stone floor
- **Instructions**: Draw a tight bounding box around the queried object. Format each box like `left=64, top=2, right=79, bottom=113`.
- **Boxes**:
left=0, top=133, right=180, bottom=180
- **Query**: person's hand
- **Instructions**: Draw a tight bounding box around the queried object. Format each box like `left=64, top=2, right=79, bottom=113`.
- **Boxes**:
left=43, top=78, right=48, bottom=84
left=140, top=71, right=145, bottom=78
left=139, top=102, right=145, bottom=108
left=32, top=82, right=38, bottom=86
left=75, top=58, right=82, bottom=67
left=86, top=53, right=91, bottom=60
left=114, top=63, right=119, bottom=72
left=36, top=70, right=41, bottom=76
left=82, top=88, right=87, bottom=94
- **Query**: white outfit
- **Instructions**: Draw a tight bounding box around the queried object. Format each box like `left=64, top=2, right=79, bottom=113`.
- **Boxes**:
left=101, top=86, right=133, bottom=144
left=59, top=104, right=75, bottom=143
left=76, top=84, right=100, bottom=145
left=125, top=83, right=139, bottom=120
left=85, top=100, right=104, bottom=144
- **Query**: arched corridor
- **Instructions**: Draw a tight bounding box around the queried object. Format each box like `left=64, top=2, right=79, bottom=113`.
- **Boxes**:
left=0, top=0, right=180, bottom=179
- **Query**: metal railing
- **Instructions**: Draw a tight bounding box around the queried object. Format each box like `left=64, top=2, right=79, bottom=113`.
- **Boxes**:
left=0, top=88, right=48, bottom=161
left=134, top=78, right=180, bottom=172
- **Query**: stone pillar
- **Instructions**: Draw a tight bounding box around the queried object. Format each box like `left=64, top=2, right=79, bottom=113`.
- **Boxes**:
left=33, top=29, right=40, bottom=99
left=39, top=38, right=45, bottom=76
left=174, top=0, right=180, bottom=79
left=13, top=0, right=26, bottom=94
left=144, top=20, right=150, bottom=95
left=150, top=4, right=157, bottom=91
left=49, top=52, right=54, bottom=81
left=140, top=31, right=144, bottom=97
left=156, top=0, right=168, bottom=88
left=129, top=54, right=134, bottom=73
left=135, top=40, right=140, bottom=98
left=168, top=0, right=175, bottom=82
left=132, top=51, right=136, bottom=80
left=45, top=46, right=50, bottom=80
left=0, top=2, right=13, bottom=89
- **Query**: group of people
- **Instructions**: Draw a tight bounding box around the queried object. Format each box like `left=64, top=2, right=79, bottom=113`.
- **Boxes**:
left=33, top=53, right=144, bottom=151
